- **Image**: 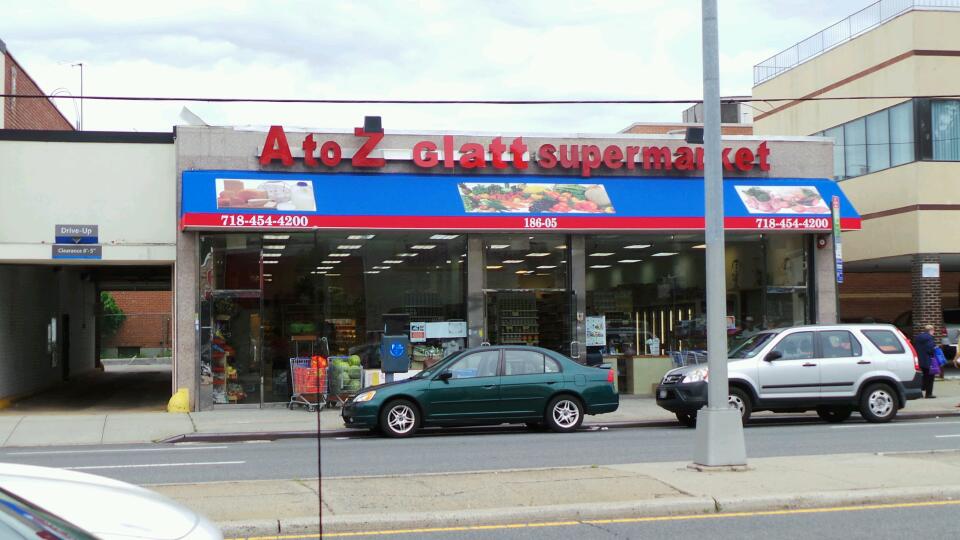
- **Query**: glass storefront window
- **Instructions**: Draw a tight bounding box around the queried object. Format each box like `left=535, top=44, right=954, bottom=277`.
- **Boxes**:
left=199, top=232, right=467, bottom=406
left=584, top=234, right=810, bottom=356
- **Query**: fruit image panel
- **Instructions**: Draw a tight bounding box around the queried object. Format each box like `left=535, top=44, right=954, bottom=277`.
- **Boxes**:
left=458, top=182, right=616, bottom=214
left=734, top=185, right=830, bottom=215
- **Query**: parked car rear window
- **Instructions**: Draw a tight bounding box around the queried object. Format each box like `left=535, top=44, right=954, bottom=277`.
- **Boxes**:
left=818, top=330, right=862, bottom=358
left=862, top=330, right=905, bottom=354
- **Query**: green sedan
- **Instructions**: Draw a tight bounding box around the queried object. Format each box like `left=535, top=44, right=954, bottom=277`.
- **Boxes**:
left=340, top=345, right=619, bottom=437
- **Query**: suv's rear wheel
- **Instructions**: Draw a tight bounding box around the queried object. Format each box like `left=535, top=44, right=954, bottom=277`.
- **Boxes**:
left=816, top=406, right=853, bottom=423
left=676, top=412, right=697, bottom=428
left=729, top=387, right=752, bottom=425
left=859, top=383, right=898, bottom=423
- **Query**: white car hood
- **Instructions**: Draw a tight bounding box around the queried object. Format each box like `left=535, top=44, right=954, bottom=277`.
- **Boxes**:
left=0, top=462, right=219, bottom=540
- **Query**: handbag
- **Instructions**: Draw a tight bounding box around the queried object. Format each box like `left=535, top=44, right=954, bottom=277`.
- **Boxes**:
left=930, top=358, right=941, bottom=376
left=935, top=347, right=948, bottom=367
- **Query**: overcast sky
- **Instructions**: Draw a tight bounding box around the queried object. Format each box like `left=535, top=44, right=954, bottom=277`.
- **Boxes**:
left=3, top=0, right=861, bottom=133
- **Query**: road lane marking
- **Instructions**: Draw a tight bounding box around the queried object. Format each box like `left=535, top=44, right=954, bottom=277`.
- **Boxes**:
left=225, top=500, right=960, bottom=539
left=65, top=460, right=244, bottom=470
left=5, top=446, right=230, bottom=456
left=831, top=420, right=960, bottom=429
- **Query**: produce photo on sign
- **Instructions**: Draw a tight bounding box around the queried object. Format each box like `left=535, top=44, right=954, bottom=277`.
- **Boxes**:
left=216, top=178, right=317, bottom=212
left=734, top=185, right=829, bottom=215
left=458, top=183, right=615, bottom=214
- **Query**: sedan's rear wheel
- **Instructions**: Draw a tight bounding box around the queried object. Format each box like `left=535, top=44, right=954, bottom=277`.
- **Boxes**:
left=545, top=396, right=584, bottom=433
left=816, top=406, right=853, bottom=423
left=379, top=399, right=420, bottom=438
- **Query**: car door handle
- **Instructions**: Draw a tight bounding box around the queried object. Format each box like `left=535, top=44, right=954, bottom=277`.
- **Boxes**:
left=546, top=381, right=557, bottom=385
left=857, top=360, right=871, bottom=365
left=483, top=385, right=497, bottom=389
left=802, top=363, right=817, bottom=367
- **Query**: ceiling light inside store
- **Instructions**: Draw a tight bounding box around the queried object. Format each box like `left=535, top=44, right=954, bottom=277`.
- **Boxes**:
left=264, top=279, right=273, bottom=282
left=590, top=264, right=612, bottom=269
left=398, top=253, right=418, bottom=257
left=430, top=234, right=460, bottom=240
left=526, top=253, right=550, bottom=257
left=535, top=273, right=551, bottom=276
left=411, top=245, right=436, bottom=250
left=515, top=270, right=535, bottom=275
left=328, top=253, right=350, bottom=257
left=263, top=235, right=290, bottom=240
left=321, top=260, right=342, bottom=264
left=347, top=235, right=375, bottom=240
left=263, top=260, right=279, bottom=265
left=365, top=271, right=380, bottom=274
left=373, top=266, right=391, bottom=270
left=503, top=260, right=524, bottom=264
left=326, top=273, right=341, bottom=276
left=537, top=265, right=557, bottom=269
left=692, top=244, right=706, bottom=249
left=619, top=259, right=642, bottom=263
left=263, top=245, right=286, bottom=250
left=486, top=265, right=503, bottom=270
left=317, top=266, right=335, bottom=270
left=555, top=245, right=567, bottom=250
left=589, top=253, right=614, bottom=257
left=262, top=253, right=282, bottom=258
left=652, top=252, right=678, bottom=257
left=262, top=274, right=273, bottom=277
left=625, top=244, right=651, bottom=249
left=337, top=245, right=362, bottom=250
left=489, top=244, right=510, bottom=249
left=383, top=260, right=403, bottom=264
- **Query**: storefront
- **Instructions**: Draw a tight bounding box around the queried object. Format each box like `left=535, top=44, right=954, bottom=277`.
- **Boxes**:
left=175, top=125, right=860, bottom=409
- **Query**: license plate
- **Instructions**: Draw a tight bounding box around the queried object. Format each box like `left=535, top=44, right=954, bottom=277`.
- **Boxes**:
left=659, top=390, right=667, bottom=399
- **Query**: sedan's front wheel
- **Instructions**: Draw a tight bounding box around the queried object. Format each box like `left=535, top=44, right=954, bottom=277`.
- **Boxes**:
left=379, top=399, right=420, bottom=438
left=545, top=396, right=584, bottom=433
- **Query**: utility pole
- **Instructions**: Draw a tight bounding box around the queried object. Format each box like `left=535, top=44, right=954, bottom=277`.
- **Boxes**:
left=692, top=0, right=747, bottom=468
left=71, top=62, right=83, bottom=130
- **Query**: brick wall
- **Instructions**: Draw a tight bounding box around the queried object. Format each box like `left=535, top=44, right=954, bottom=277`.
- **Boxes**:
left=839, top=270, right=960, bottom=324
left=911, top=255, right=945, bottom=336
left=103, top=291, right=172, bottom=348
left=4, top=53, right=74, bottom=130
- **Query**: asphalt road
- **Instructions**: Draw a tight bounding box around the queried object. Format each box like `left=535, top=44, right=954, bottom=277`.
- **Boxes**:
left=2, top=417, right=959, bottom=485
left=285, top=501, right=959, bottom=540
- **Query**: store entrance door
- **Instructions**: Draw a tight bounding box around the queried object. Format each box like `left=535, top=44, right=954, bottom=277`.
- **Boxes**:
left=208, top=290, right=263, bottom=405
left=483, top=289, right=577, bottom=358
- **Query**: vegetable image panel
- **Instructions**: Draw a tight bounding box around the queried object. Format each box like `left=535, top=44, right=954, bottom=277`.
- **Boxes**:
left=457, top=182, right=616, bottom=214
left=216, top=178, right=317, bottom=212
left=734, top=185, right=829, bottom=215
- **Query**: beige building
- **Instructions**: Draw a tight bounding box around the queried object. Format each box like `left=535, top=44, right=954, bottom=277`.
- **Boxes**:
left=752, top=1, right=960, bottom=339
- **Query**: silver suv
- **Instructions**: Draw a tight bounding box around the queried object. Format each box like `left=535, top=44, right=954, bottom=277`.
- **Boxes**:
left=656, top=324, right=923, bottom=426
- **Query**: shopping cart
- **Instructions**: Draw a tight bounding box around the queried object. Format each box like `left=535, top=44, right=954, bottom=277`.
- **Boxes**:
left=326, top=356, right=361, bottom=408
left=288, top=357, right=327, bottom=412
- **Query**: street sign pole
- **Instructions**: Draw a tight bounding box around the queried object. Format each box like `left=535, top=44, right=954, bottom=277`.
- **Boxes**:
left=693, top=0, right=747, bottom=468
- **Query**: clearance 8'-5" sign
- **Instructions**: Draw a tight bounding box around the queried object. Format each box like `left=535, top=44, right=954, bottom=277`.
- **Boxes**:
left=258, top=125, right=772, bottom=178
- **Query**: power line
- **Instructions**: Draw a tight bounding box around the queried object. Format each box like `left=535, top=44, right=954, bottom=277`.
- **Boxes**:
left=5, top=93, right=960, bottom=105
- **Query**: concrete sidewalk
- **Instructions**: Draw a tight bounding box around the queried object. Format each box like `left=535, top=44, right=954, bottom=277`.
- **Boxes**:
left=2, top=380, right=960, bottom=448
left=148, top=449, right=960, bottom=537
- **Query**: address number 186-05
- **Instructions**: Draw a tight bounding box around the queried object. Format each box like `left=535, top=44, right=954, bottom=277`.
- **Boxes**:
left=524, top=217, right=559, bottom=229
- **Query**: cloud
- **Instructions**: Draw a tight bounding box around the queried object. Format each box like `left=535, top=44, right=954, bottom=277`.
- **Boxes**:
left=4, top=0, right=861, bottom=133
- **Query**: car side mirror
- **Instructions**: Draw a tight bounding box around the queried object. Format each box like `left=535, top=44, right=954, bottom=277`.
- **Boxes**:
left=437, top=370, right=453, bottom=382
left=764, top=351, right=782, bottom=362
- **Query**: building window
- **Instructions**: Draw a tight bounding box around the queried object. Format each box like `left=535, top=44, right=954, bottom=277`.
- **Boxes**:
left=889, top=101, right=914, bottom=166
left=866, top=109, right=890, bottom=173
left=932, top=100, right=960, bottom=161
left=844, top=118, right=867, bottom=178
left=823, top=126, right=845, bottom=180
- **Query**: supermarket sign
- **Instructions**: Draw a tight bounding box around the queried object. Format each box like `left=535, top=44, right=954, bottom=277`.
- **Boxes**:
left=259, top=125, right=773, bottom=178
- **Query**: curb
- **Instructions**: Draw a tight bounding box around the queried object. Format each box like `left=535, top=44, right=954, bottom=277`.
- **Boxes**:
left=218, top=485, right=960, bottom=537
left=161, top=409, right=960, bottom=444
